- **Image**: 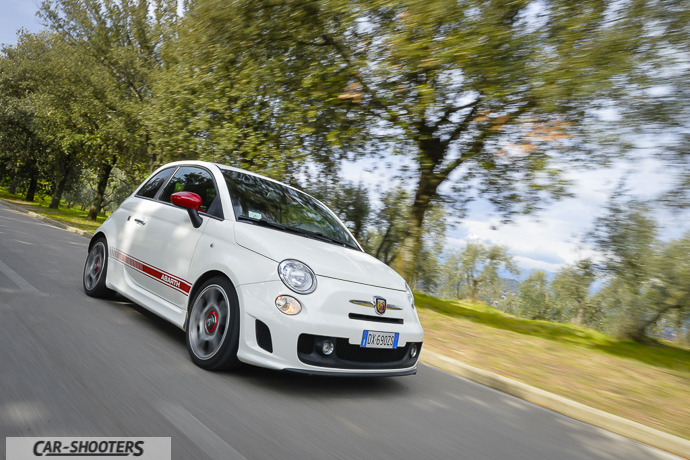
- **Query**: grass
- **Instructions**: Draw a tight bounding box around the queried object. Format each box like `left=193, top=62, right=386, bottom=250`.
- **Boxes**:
left=0, top=188, right=106, bottom=233
left=416, top=293, right=690, bottom=440
left=3, top=187, right=689, bottom=440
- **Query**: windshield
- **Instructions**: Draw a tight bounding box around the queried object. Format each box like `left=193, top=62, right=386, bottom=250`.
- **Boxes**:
left=221, top=169, right=360, bottom=250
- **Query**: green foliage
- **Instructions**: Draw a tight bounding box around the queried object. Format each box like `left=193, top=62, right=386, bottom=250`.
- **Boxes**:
left=516, top=270, right=557, bottom=320
left=440, top=241, right=519, bottom=301
left=139, top=0, right=671, bottom=282
left=415, top=291, right=690, bottom=374
left=551, top=259, right=595, bottom=325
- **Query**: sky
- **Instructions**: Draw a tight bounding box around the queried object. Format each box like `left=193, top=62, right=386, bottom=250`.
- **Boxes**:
left=2, top=1, right=688, bottom=277
left=0, top=1, right=44, bottom=48
left=342, top=151, right=689, bottom=277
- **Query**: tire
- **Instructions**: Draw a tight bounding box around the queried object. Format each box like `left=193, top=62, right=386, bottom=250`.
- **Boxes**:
left=83, top=237, right=116, bottom=298
left=186, top=276, right=240, bottom=370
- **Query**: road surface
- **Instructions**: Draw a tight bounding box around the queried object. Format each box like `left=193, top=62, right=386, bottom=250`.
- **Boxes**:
left=0, top=202, right=680, bottom=460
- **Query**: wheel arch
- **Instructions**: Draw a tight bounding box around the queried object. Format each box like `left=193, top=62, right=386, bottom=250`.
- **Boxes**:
left=185, top=270, right=238, bottom=330
left=88, top=231, right=108, bottom=252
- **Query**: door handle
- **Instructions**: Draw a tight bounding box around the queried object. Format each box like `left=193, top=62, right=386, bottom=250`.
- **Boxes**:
left=134, top=218, right=146, bottom=226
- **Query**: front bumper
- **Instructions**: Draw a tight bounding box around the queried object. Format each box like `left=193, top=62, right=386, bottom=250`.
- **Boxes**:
left=235, top=278, right=424, bottom=376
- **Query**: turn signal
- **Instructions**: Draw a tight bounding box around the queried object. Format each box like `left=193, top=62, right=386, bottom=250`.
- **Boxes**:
left=275, top=295, right=302, bottom=315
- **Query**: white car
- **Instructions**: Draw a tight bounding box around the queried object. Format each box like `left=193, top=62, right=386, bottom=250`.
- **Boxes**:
left=83, top=161, right=423, bottom=376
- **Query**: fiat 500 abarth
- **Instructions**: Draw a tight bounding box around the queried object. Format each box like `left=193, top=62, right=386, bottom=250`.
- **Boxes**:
left=83, top=161, right=424, bottom=376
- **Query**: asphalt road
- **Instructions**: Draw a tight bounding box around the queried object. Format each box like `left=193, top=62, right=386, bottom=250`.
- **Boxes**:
left=0, top=202, right=680, bottom=460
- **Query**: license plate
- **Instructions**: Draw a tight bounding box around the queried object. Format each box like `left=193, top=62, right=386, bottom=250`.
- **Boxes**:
left=361, top=330, right=399, bottom=349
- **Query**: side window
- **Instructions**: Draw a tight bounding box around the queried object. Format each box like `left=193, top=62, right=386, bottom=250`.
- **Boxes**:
left=136, top=167, right=174, bottom=199
left=159, top=166, right=222, bottom=217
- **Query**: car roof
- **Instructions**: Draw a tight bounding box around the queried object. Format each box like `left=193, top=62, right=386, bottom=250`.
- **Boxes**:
left=159, top=160, right=311, bottom=199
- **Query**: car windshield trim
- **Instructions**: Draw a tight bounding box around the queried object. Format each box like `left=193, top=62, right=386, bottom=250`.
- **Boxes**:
left=222, top=169, right=361, bottom=251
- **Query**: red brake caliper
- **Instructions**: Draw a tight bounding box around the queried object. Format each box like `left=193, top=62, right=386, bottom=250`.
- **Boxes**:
left=205, top=311, right=218, bottom=333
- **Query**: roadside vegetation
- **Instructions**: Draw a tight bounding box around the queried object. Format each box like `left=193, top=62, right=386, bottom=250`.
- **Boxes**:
left=0, top=187, right=106, bottom=233
left=416, top=293, right=690, bottom=441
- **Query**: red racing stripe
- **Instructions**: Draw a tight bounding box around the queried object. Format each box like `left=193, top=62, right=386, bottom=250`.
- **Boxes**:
left=110, top=248, right=192, bottom=295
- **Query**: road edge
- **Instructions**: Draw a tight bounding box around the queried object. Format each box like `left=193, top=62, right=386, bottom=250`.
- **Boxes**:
left=421, top=350, right=690, bottom=459
left=1, top=199, right=93, bottom=239
left=2, top=198, right=688, bottom=459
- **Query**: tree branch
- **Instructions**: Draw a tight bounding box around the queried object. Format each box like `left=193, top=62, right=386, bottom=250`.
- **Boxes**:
left=321, top=33, right=417, bottom=139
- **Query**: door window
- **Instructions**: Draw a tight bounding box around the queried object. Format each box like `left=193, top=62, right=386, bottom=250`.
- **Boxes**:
left=159, top=166, right=222, bottom=218
left=136, top=167, right=175, bottom=199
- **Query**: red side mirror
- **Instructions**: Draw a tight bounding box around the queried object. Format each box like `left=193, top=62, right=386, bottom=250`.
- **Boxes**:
left=171, top=191, right=202, bottom=211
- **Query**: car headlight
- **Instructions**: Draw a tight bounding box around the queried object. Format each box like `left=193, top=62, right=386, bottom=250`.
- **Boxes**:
left=405, top=282, right=415, bottom=309
left=278, top=259, right=317, bottom=294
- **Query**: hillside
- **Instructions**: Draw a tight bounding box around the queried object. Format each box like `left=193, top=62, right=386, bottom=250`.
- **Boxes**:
left=416, top=293, right=690, bottom=440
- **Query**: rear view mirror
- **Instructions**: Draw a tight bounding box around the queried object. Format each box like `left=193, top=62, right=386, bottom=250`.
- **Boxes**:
left=171, top=192, right=203, bottom=228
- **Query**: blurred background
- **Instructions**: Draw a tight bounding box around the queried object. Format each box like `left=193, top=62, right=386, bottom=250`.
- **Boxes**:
left=0, top=0, right=690, bottom=342
left=1, top=0, right=689, bottom=443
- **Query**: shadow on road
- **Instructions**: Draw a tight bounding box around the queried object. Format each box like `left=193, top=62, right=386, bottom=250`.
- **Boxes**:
left=104, top=296, right=414, bottom=398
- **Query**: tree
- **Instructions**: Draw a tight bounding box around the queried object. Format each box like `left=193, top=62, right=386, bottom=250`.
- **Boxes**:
left=517, top=270, right=554, bottom=321
left=551, top=259, right=595, bottom=326
left=441, top=242, right=519, bottom=301
left=38, top=0, right=179, bottom=219
left=642, top=234, right=690, bottom=341
left=0, top=34, right=54, bottom=203
left=410, top=204, right=448, bottom=294
left=148, top=0, right=328, bottom=180
left=168, top=0, right=666, bottom=282
left=589, top=197, right=660, bottom=340
left=366, top=187, right=412, bottom=265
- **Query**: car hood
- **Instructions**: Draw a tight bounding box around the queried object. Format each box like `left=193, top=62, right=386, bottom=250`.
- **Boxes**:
left=234, top=223, right=405, bottom=290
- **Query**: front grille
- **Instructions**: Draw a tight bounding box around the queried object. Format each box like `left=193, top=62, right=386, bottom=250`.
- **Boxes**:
left=297, top=333, right=421, bottom=370
left=255, top=320, right=273, bottom=353
left=348, top=313, right=404, bottom=325
left=297, top=334, right=314, bottom=354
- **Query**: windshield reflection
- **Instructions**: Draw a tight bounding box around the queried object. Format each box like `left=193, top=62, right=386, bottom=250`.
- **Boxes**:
left=221, top=169, right=360, bottom=250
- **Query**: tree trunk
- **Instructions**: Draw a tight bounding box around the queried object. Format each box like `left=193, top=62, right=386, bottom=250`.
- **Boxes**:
left=88, top=161, right=114, bottom=221
left=8, top=177, right=19, bottom=194
left=470, top=279, right=479, bottom=300
left=374, top=224, right=394, bottom=260
left=391, top=145, right=444, bottom=282
left=573, top=300, right=585, bottom=326
left=49, top=174, right=69, bottom=209
left=50, top=154, right=74, bottom=209
left=394, top=216, right=424, bottom=283
left=25, top=177, right=38, bottom=202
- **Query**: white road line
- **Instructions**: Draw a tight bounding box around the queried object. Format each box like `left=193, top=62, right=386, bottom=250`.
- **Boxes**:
left=157, top=402, right=249, bottom=460
left=0, top=258, right=38, bottom=292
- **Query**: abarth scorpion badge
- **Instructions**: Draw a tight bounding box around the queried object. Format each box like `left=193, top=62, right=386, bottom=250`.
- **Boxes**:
left=374, top=296, right=387, bottom=315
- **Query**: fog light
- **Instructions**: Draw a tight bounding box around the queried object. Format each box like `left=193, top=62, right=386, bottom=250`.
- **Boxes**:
left=321, top=341, right=334, bottom=355
left=275, top=295, right=302, bottom=315
left=410, top=344, right=418, bottom=358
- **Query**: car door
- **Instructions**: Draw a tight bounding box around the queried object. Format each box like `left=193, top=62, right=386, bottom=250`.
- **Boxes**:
left=124, top=165, right=223, bottom=308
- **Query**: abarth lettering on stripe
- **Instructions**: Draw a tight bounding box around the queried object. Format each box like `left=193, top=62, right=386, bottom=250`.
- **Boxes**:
left=161, top=274, right=181, bottom=289
left=110, top=248, right=192, bottom=295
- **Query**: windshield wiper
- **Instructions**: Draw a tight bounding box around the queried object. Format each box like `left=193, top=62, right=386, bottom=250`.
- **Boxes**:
left=237, top=215, right=358, bottom=250
left=291, top=228, right=358, bottom=250
left=237, top=215, right=289, bottom=231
